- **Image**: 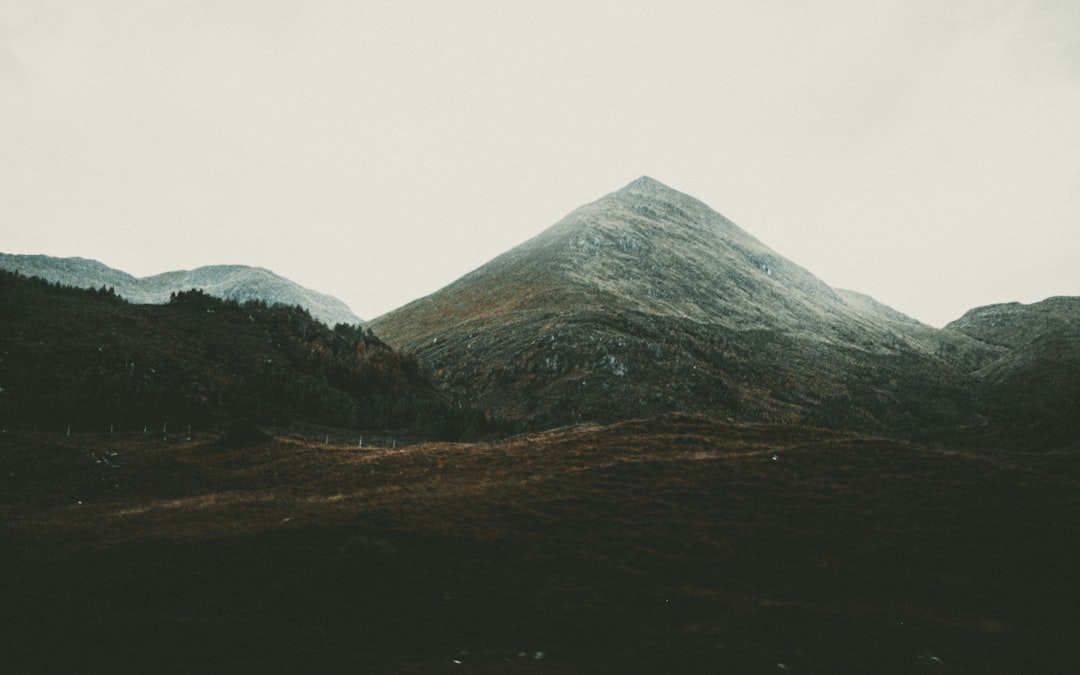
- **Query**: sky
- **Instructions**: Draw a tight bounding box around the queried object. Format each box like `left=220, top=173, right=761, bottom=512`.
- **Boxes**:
left=2, top=1, right=1078, bottom=327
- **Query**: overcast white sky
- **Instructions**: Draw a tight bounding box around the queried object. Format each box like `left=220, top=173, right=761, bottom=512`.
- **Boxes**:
left=2, top=1, right=1078, bottom=326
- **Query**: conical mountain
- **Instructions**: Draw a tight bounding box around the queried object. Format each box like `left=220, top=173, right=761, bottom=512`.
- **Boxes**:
left=371, top=177, right=1000, bottom=439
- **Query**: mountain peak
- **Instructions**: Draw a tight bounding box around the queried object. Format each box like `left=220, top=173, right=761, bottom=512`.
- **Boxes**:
left=625, top=174, right=665, bottom=188
left=619, top=175, right=676, bottom=196
left=607, top=176, right=718, bottom=225
left=369, top=178, right=1032, bottom=441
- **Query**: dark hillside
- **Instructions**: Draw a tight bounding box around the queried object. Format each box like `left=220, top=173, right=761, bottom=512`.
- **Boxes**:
left=943, top=297, right=1080, bottom=450
left=0, top=270, right=486, bottom=439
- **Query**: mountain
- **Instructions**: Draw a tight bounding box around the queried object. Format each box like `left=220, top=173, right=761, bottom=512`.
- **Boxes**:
left=0, top=254, right=361, bottom=327
left=371, top=176, right=1062, bottom=447
left=945, top=297, right=1080, bottom=450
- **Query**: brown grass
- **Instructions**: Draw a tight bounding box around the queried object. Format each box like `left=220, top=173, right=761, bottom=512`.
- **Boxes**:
left=2, top=414, right=1079, bottom=673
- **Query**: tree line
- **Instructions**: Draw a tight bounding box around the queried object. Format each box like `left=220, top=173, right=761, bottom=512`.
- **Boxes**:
left=0, top=271, right=500, bottom=440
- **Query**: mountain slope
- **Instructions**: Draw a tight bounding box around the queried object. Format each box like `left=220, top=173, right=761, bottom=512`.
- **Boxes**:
left=372, top=176, right=1003, bottom=442
left=0, top=254, right=361, bottom=327
left=944, top=297, right=1080, bottom=449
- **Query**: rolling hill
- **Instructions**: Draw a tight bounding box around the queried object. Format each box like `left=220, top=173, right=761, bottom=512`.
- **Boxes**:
left=944, top=297, right=1080, bottom=450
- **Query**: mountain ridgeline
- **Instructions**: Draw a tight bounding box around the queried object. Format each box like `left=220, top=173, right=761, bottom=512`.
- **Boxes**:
left=372, top=177, right=1078, bottom=450
left=0, top=270, right=491, bottom=439
left=0, top=254, right=361, bottom=327
left=2, top=177, right=1076, bottom=449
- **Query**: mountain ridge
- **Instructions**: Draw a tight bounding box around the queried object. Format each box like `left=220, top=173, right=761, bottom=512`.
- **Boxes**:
left=0, top=253, right=361, bottom=327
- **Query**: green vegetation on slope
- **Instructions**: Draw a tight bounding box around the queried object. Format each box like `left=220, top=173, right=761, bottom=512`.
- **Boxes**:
left=0, top=270, right=493, bottom=439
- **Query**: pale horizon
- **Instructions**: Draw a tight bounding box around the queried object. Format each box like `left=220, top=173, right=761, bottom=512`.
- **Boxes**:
left=3, top=1, right=1078, bottom=328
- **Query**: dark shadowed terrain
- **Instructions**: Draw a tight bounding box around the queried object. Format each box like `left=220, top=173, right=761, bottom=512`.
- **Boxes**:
left=3, top=416, right=1079, bottom=673
left=0, top=270, right=489, bottom=440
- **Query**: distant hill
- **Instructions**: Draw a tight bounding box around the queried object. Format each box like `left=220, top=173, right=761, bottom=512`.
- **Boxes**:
left=0, top=270, right=488, bottom=439
left=0, top=254, right=361, bottom=327
left=372, top=176, right=1073, bottom=450
left=945, top=297, right=1080, bottom=450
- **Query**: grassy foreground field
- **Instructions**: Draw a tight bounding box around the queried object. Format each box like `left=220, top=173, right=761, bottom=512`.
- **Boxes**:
left=2, top=414, right=1079, bottom=673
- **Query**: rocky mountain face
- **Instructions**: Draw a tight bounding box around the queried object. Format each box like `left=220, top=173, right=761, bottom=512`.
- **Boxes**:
left=0, top=254, right=361, bottom=327
left=372, top=176, right=1072, bottom=449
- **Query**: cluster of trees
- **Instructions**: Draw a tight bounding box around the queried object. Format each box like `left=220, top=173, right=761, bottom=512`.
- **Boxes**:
left=0, top=272, right=498, bottom=440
